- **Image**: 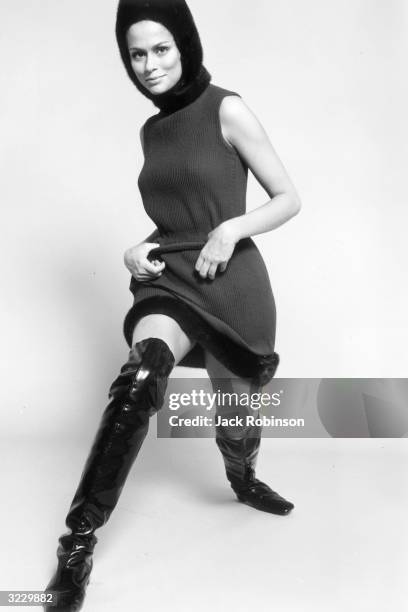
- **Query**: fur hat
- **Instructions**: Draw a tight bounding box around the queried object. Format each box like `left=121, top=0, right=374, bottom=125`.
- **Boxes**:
left=115, top=0, right=211, bottom=111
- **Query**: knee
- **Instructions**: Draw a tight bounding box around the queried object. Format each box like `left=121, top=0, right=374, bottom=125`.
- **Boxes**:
left=132, top=315, right=194, bottom=365
left=129, top=338, right=176, bottom=416
left=129, top=337, right=176, bottom=380
left=109, top=337, right=175, bottom=405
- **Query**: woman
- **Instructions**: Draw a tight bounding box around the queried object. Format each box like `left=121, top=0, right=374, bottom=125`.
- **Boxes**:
left=44, top=0, right=301, bottom=610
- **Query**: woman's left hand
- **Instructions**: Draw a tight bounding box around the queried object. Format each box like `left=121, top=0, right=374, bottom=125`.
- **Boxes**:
left=195, top=222, right=239, bottom=280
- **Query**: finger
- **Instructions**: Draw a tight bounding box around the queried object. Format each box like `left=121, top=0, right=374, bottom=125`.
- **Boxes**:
left=144, top=260, right=165, bottom=275
left=219, top=262, right=228, bottom=273
left=195, top=254, right=205, bottom=272
left=198, top=260, right=210, bottom=278
left=207, top=263, right=218, bottom=280
left=151, top=260, right=165, bottom=272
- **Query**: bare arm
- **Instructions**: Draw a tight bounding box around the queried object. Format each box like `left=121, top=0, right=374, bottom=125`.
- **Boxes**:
left=139, top=125, right=145, bottom=155
left=195, top=96, right=301, bottom=279
left=219, top=95, right=301, bottom=241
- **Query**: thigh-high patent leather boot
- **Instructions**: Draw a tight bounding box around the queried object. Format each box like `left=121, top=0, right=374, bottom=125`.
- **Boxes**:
left=214, top=356, right=294, bottom=516
left=43, top=337, right=175, bottom=611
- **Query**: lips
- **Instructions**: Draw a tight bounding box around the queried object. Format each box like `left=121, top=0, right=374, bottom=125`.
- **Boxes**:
left=146, top=75, right=164, bottom=83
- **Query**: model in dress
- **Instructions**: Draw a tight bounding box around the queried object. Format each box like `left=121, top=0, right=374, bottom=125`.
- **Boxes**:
left=43, top=1, right=302, bottom=610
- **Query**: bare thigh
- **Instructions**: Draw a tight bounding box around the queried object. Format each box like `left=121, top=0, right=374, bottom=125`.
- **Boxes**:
left=132, top=314, right=195, bottom=366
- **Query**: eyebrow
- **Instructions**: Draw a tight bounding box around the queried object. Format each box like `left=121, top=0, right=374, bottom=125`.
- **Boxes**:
left=129, top=40, right=171, bottom=51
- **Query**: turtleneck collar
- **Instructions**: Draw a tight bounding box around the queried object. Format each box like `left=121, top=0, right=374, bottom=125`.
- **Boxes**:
left=142, top=65, right=212, bottom=114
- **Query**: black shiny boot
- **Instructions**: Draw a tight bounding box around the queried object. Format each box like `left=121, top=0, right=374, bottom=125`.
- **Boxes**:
left=214, top=355, right=294, bottom=516
left=215, top=434, right=294, bottom=515
left=44, top=337, right=175, bottom=611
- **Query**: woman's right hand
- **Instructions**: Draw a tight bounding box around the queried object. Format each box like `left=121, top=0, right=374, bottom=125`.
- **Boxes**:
left=124, top=242, right=165, bottom=282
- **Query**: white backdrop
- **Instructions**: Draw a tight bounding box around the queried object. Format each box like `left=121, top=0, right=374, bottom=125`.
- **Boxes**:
left=1, top=0, right=407, bottom=437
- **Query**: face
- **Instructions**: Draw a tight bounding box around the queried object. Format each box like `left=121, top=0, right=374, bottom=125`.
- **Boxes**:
left=126, top=21, right=182, bottom=94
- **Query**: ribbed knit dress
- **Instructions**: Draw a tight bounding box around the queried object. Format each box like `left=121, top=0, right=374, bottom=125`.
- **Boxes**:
left=123, top=83, right=279, bottom=385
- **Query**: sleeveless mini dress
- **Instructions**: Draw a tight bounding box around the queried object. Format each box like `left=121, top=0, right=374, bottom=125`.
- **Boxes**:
left=123, top=83, right=279, bottom=385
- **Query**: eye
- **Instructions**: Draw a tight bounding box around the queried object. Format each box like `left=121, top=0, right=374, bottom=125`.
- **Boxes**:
left=130, top=50, right=144, bottom=60
left=156, top=46, right=169, bottom=54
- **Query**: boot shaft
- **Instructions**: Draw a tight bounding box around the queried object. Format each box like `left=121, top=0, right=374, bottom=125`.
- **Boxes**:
left=65, top=337, right=175, bottom=532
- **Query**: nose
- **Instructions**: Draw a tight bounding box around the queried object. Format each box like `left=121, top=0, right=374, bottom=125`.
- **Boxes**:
left=144, top=52, right=158, bottom=75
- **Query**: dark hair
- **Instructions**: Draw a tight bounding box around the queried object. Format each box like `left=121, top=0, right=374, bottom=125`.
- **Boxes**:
left=115, top=0, right=204, bottom=96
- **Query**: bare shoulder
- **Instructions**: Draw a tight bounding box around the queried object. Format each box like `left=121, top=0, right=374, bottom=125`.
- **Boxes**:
left=219, top=94, right=254, bottom=120
left=218, top=94, right=301, bottom=207
left=219, top=95, right=267, bottom=147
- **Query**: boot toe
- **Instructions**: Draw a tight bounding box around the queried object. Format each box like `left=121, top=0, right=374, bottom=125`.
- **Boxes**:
left=43, top=587, right=86, bottom=612
left=235, top=481, right=295, bottom=516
